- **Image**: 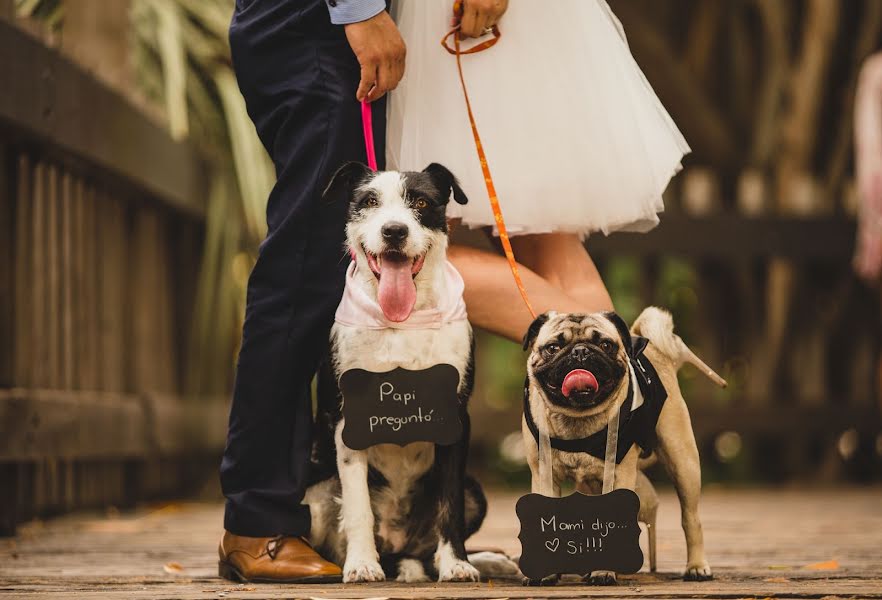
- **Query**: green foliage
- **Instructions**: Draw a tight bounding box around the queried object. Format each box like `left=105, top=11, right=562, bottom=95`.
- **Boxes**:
left=131, top=0, right=274, bottom=246
left=15, top=0, right=63, bottom=31
left=605, top=257, right=642, bottom=324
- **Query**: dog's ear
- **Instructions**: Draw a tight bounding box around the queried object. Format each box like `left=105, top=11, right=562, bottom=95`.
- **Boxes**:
left=323, top=161, right=371, bottom=203
left=602, top=311, right=635, bottom=358
left=522, top=312, right=553, bottom=351
left=423, top=163, right=469, bottom=205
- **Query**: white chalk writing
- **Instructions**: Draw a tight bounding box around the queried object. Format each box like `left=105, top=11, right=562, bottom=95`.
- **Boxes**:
left=369, top=408, right=434, bottom=432
left=379, top=381, right=416, bottom=406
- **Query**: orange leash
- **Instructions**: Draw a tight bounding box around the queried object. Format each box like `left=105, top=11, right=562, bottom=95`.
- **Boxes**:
left=442, top=19, right=537, bottom=320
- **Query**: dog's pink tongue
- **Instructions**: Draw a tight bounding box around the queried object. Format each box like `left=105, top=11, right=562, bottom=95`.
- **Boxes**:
left=378, top=256, right=416, bottom=322
left=562, top=369, right=599, bottom=397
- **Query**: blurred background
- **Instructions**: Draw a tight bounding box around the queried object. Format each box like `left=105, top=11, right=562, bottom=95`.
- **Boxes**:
left=1, top=0, right=880, bottom=535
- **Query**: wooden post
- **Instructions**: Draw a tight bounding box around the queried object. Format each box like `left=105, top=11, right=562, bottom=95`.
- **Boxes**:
left=0, top=145, right=12, bottom=388
left=13, top=155, right=31, bottom=389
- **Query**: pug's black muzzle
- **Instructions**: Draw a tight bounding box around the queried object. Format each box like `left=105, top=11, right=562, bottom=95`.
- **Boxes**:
left=532, top=341, right=627, bottom=410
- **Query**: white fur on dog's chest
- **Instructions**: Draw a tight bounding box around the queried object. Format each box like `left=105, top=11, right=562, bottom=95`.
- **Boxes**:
left=331, top=321, right=471, bottom=557
left=332, top=321, right=472, bottom=389
left=553, top=447, right=606, bottom=485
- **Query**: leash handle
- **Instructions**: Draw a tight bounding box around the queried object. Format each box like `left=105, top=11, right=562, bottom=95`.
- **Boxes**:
left=361, top=99, right=378, bottom=171
left=442, top=22, right=536, bottom=319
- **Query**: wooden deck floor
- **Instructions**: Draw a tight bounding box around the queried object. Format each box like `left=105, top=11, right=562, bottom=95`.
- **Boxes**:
left=1, top=487, right=880, bottom=599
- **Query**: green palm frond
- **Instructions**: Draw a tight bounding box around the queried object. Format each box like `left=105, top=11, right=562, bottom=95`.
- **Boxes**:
left=214, top=67, right=273, bottom=241
left=132, top=0, right=273, bottom=244
left=16, top=0, right=63, bottom=31
left=146, top=0, right=189, bottom=140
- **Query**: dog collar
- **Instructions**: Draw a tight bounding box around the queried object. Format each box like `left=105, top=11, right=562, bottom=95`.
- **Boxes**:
left=523, top=336, right=667, bottom=464
left=334, top=260, right=468, bottom=330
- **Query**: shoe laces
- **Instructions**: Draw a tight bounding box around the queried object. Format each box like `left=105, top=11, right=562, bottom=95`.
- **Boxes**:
left=266, top=535, right=285, bottom=560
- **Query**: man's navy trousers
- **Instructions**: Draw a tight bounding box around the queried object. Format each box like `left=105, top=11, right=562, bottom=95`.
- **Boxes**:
left=221, top=0, right=386, bottom=537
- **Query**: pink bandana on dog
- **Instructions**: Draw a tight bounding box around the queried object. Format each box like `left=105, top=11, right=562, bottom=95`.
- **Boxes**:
left=335, top=260, right=468, bottom=330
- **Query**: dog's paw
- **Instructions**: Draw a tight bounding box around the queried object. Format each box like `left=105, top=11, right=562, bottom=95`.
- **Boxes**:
left=343, top=558, right=386, bottom=583
left=684, top=564, right=713, bottom=581
left=467, top=551, right=522, bottom=580
left=438, top=559, right=480, bottom=582
left=585, top=570, right=618, bottom=586
left=396, top=558, right=430, bottom=583
left=522, top=573, right=560, bottom=586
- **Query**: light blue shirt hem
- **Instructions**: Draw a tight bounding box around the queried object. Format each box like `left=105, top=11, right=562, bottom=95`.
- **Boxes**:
left=327, top=0, right=385, bottom=25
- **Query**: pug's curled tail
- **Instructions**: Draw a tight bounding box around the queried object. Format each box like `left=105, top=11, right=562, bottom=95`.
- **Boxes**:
left=632, top=307, right=728, bottom=388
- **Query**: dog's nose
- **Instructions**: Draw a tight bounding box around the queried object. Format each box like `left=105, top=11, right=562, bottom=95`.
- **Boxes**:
left=572, top=344, right=590, bottom=361
left=381, top=222, right=409, bottom=243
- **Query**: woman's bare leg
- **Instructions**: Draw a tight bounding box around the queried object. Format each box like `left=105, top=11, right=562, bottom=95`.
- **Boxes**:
left=510, top=233, right=613, bottom=312
left=448, top=244, right=586, bottom=342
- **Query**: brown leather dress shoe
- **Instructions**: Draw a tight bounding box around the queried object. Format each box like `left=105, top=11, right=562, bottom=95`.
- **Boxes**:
left=218, top=532, right=342, bottom=583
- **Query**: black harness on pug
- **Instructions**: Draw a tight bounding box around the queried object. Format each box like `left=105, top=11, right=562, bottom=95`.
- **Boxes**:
left=523, top=334, right=668, bottom=464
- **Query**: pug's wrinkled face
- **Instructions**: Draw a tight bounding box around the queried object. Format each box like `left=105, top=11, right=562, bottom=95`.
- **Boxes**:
left=524, top=312, right=630, bottom=414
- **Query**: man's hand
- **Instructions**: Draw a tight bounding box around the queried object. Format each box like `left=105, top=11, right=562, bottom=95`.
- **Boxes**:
left=459, top=0, right=509, bottom=38
left=345, top=11, right=406, bottom=102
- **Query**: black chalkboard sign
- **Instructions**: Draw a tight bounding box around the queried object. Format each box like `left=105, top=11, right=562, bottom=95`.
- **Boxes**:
left=339, top=365, right=462, bottom=450
left=516, top=489, right=643, bottom=580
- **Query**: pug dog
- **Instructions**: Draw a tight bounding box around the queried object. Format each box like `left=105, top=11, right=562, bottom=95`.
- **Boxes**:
left=521, top=307, right=727, bottom=586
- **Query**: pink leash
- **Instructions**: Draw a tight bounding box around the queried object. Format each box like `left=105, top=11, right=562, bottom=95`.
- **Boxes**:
left=361, top=100, right=378, bottom=170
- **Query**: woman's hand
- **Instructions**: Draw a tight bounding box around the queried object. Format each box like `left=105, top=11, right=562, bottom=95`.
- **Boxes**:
left=345, top=11, right=406, bottom=102
left=459, top=0, right=509, bottom=38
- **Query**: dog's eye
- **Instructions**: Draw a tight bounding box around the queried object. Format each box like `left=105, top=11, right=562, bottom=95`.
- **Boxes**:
left=543, top=343, right=561, bottom=355
left=412, top=198, right=428, bottom=209
left=364, top=196, right=379, bottom=208
left=600, top=340, right=615, bottom=353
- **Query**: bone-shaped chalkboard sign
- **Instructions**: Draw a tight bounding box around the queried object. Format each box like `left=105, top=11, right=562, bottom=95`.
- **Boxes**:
left=517, top=489, right=644, bottom=580
left=339, top=365, right=462, bottom=450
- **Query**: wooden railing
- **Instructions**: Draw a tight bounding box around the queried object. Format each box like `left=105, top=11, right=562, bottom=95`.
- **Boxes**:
left=0, top=19, right=229, bottom=534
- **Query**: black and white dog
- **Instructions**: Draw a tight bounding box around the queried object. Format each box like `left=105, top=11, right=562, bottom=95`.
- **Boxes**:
left=304, top=162, right=505, bottom=583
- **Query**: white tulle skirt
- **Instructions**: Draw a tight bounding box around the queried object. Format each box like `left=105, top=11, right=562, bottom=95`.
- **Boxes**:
left=386, top=0, right=689, bottom=237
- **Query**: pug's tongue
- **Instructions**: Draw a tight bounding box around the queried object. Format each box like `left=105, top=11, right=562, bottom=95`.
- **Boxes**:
left=377, top=253, right=416, bottom=322
left=562, top=369, right=599, bottom=397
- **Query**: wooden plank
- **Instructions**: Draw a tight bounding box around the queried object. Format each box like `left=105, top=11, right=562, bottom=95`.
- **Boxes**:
left=46, top=163, right=60, bottom=388
left=170, top=219, right=201, bottom=394
left=98, top=193, right=125, bottom=393
left=0, top=389, right=228, bottom=461
left=155, top=212, right=174, bottom=394
left=60, top=170, right=74, bottom=390
left=82, top=183, right=98, bottom=391
left=72, top=176, right=87, bottom=391
left=0, top=20, right=209, bottom=219
left=0, top=144, right=11, bottom=387
left=687, top=404, right=882, bottom=437
left=31, top=161, right=46, bottom=388
left=0, top=0, right=14, bottom=20
left=12, top=154, right=31, bottom=388
left=1, top=489, right=881, bottom=598
left=0, top=463, right=21, bottom=535
left=453, top=215, right=857, bottom=261
left=96, top=189, right=112, bottom=392
left=585, top=215, right=856, bottom=261
left=129, top=211, right=150, bottom=394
